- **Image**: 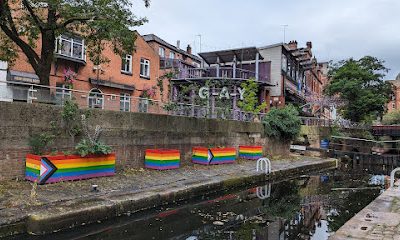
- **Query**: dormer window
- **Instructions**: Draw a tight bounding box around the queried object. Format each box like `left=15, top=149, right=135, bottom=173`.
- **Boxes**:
left=55, top=35, right=86, bottom=64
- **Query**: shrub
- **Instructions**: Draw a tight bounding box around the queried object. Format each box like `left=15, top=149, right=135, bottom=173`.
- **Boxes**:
left=382, top=110, right=400, bottom=125
left=75, top=139, right=112, bottom=157
left=75, top=115, right=112, bottom=157
left=28, top=133, right=55, bottom=155
left=262, top=105, right=301, bottom=142
left=238, top=78, right=267, bottom=114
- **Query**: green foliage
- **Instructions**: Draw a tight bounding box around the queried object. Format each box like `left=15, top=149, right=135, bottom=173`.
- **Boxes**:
left=162, top=102, right=179, bottom=111
left=325, top=56, right=392, bottom=122
left=76, top=114, right=112, bottom=157
left=382, top=110, right=400, bottom=125
left=262, top=105, right=302, bottom=142
left=75, top=139, right=112, bottom=157
left=0, top=31, right=17, bottom=66
left=28, top=133, right=55, bottom=155
left=0, top=0, right=150, bottom=84
left=61, top=100, right=81, bottom=137
left=238, top=79, right=267, bottom=113
left=157, top=70, right=177, bottom=101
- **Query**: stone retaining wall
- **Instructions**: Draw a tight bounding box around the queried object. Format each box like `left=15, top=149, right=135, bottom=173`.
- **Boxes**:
left=0, top=101, right=288, bottom=180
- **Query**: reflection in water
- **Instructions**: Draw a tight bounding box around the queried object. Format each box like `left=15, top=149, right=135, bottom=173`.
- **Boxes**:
left=13, top=171, right=381, bottom=240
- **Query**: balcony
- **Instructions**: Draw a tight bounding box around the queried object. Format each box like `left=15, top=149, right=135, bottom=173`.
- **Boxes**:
left=55, top=35, right=86, bottom=65
left=176, top=66, right=270, bottom=84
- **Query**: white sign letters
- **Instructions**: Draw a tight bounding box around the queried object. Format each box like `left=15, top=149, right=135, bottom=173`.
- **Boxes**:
left=199, top=87, right=245, bottom=100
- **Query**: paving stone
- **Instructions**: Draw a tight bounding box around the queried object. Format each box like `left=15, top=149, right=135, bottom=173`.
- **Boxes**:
left=0, top=156, right=334, bottom=231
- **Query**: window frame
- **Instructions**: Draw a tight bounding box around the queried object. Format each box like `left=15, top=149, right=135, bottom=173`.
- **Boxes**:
left=140, top=58, right=151, bottom=79
left=169, top=51, right=175, bottom=59
left=56, top=35, right=85, bottom=61
left=121, top=54, right=133, bottom=74
left=159, top=47, right=165, bottom=58
left=88, top=88, right=104, bottom=109
left=120, top=93, right=131, bottom=112
left=55, top=84, right=72, bottom=105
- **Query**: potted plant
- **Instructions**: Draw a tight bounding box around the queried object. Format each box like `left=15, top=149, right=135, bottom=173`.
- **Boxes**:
left=63, top=67, right=76, bottom=89
left=26, top=114, right=115, bottom=184
left=192, top=146, right=236, bottom=165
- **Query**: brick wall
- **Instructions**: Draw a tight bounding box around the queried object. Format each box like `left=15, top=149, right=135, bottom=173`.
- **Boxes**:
left=0, top=101, right=287, bottom=181
left=9, top=32, right=161, bottom=101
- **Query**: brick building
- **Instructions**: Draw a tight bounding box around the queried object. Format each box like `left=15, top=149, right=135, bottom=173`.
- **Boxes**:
left=4, top=31, right=162, bottom=112
left=387, top=73, right=400, bottom=112
left=169, top=46, right=273, bottom=120
left=143, top=34, right=202, bottom=102
left=259, top=41, right=329, bottom=117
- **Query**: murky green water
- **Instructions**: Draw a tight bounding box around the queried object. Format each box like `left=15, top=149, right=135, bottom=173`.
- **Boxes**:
left=11, top=171, right=381, bottom=240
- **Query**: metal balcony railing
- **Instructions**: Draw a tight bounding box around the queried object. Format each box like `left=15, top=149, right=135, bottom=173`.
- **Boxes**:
left=177, top=66, right=270, bottom=83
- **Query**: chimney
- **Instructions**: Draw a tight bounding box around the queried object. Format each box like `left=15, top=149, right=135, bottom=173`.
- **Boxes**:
left=187, top=45, right=192, bottom=55
left=176, top=40, right=180, bottom=49
left=287, top=40, right=298, bottom=50
left=306, top=41, right=312, bottom=49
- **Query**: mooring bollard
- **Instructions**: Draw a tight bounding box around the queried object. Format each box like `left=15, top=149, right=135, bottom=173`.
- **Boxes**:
left=256, top=157, right=271, bottom=174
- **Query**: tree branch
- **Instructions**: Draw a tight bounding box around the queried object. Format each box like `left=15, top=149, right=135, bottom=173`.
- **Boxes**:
left=57, top=16, right=99, bottom=29
left=0, top=0, right=40, bottom=65
left=21, top=0, right=45, bottom=31
left=0, top=24, right=40, bottom=67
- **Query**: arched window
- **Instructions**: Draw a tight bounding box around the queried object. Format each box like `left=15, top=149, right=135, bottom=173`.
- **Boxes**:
left=88, top=88, right=104, bottom=109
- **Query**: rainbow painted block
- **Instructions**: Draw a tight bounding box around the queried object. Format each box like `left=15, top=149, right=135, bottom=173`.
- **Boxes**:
left=25, top=153, right=116, bottom=184
left=239, top=146, right=263, bottom=160
left=145, top=149, right=180, bottom=170
left=192, top=147, right=236, bottom=165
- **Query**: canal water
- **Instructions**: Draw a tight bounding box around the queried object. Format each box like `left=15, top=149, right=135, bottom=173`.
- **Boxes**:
left=13, top=170, right=381, bottom=240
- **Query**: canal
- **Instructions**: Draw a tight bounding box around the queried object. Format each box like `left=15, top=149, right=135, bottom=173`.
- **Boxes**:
left=10, top=170, right=381, bottom=240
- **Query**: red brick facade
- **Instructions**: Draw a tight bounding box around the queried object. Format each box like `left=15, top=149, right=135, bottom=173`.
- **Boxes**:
left=9, top=32, right=162, bottom=108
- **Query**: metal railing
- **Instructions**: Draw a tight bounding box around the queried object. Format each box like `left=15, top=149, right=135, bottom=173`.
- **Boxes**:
left=299, top=117, right=332, bottom=127
left=390, top=168, right=400, bottom=188
left=256, top=157, right=271, bottom=175
left=0, top=80, right=265, bottom=122
left=177, top=66, right=270, bottom=83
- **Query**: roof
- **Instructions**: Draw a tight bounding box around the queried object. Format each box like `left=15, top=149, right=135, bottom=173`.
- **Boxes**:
left=143, top=34, right=202, bottom=63
left=258, top=43, right=285, bottom=50
left=198, top=47, right=263, bottom=65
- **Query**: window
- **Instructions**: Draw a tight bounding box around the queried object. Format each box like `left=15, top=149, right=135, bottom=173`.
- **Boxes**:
left=138, top=99, right=149, bottom=113
left=121, top=55, right=132, bottom=74
left=140, top=58, right=150, bottom=78
left=169, top=51, right=175, bottom=59
left=56, top=35, right=85, bottom=61
left=55, top=84, right=72, bottom=105
left=88, top=89, right=104, bottom=109
left=159, top=47, right=165, bottom=58
left=120, top=93, right=131, bottom=112
left=281, top=55, right=287, bottom=72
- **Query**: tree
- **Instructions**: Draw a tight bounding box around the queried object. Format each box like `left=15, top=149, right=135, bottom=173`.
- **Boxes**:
left=0, top=0, right=150, bottom=85
left=238, top=78, right=267, bottom=113
left=262, top=104, right=301, bottom=142
left=325, top=56, right=392, bottom=122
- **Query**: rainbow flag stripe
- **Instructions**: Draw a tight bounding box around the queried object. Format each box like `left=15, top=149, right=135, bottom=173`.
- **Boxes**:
left=239, top=146, right=263, bottom=160
left=25, top=153, right=116, bottom=184
left=145, top=149, right=180, bottom=170
left=192, top=147, right=236, bottom=165
left=192, top=147, right=210, bottom=165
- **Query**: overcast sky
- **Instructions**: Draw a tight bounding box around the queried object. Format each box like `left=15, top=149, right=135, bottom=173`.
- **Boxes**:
left=133, top=0, right=399, bottom=79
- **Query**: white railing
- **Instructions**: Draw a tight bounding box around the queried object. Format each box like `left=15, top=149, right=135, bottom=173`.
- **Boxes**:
left=0, top=80, right=265, bottom=122
left=256, top=157, right=271, bottom=175
left=390, top=167, right=400, bottom=188
left=256, top=183, right=271, bottom=200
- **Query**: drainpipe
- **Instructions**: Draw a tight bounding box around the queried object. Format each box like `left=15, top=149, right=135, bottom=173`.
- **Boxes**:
left=255, top=52, right=259, bottom=81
